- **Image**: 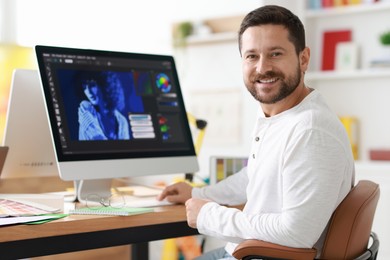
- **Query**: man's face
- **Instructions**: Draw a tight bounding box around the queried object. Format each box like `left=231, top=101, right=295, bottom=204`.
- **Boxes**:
left=241, top=24, right=306, bottom=105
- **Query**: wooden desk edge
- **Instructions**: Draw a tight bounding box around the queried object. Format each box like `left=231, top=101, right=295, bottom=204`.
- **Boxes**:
left=0, top=204, right=198, bottom=259
left=0, top=204, right=190, bottom=242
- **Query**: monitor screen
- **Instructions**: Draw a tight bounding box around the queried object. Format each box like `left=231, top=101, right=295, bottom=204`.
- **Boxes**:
left=35, top=45, right=198, bottom=200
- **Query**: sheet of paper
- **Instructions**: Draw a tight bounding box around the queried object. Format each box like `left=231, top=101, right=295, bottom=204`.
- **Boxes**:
left=0, top=215, right=62, bottom=226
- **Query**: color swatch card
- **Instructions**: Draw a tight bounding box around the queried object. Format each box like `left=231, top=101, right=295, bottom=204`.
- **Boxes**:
left=0, top=199, right=60, bottom=217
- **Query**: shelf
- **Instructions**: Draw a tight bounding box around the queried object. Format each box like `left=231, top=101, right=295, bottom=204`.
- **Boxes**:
left=306, top=69, right=390, bottom=81
left=355, top=160, right=390, bottom=178
left=305, top=2, right=390, bottom=18
left=185, top=32, right=237, bottom=46
left=356, top=160, right=390, bottom=168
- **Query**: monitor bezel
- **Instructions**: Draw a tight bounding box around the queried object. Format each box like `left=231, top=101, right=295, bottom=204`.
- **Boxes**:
left=35, top=45, right=197, bottom=165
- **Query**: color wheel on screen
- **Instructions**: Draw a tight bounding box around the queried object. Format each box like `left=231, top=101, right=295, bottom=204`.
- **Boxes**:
left=156, top=73, right=172, bottom=93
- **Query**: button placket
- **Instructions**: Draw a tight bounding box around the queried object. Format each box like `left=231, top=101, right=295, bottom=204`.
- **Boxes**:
left=251, top=122, right=269, bottom=160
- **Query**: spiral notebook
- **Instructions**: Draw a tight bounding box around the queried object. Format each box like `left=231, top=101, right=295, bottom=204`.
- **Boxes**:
left=69, top=206, right=154, bottom=216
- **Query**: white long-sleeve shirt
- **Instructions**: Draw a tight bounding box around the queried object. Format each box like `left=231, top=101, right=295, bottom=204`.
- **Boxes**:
left=192, top=90, right=355, bottom=256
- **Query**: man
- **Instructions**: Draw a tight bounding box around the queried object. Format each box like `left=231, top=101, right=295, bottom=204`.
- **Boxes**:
left=158, top=5, right=354, bottom=259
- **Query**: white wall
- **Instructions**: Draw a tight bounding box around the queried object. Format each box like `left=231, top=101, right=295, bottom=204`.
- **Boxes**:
left=1, top=3, right=262, bottom=256
left=2, top=0, right=263, bottom=180
left=0, top=0, right=17, bottom=42
left=11, top=0, right=260, bottom=54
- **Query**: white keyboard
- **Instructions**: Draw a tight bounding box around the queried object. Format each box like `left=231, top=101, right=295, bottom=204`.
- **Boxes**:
left=123, top=196, right=173, bottom=208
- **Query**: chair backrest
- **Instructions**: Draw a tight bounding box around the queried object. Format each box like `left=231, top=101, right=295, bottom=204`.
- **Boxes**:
left=320, top=180, right=380, bottom=259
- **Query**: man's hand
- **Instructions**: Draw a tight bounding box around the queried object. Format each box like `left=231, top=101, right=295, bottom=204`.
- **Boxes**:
left=185, top=198, right=210, bottom=228
left=157, top=181, right=193, bottom=204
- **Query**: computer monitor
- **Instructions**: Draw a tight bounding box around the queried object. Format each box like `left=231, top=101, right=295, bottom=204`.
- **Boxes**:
left=0, top=146, right=9, bottom=175
left=2, top=69, right=59, bottom=179
left=35, top=45, right=199, bottom=201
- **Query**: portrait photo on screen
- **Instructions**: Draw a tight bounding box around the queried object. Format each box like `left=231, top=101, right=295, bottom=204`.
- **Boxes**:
left=56, top=69, right=145, bottom=141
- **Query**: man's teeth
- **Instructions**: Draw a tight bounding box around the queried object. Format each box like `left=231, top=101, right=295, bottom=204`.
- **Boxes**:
left=259, top=78, right=277, bottom=83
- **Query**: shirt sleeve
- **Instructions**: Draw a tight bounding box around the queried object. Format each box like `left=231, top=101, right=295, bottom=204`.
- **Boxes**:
left=196, top=129, right=353, bottom=249
left=192, top=166, right=248, bottom=206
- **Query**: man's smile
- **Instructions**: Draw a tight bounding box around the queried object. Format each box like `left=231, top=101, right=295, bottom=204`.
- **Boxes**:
left=257, top=78, right=278, bottom=84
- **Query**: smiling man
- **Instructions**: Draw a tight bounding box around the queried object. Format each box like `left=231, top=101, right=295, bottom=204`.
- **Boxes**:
left=241, top=23, right=311, bottom=116
left=158, top=5, right=355, bottom=260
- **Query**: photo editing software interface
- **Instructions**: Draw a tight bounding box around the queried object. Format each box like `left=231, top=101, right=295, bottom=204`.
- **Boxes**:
left=37, top=46, right=196, bottom=164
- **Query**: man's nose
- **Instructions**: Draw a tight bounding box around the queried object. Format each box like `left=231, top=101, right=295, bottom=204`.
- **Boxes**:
left=255, top=56, right=272, bottom=74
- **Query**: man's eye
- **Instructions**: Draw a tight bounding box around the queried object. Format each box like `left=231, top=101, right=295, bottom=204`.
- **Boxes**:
left=246, top=54, right=257, bottom=60
left=271, top=52, right=282, bottom=57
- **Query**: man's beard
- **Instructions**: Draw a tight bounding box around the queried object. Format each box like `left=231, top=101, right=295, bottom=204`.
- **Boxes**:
left=246, top=65, right=301, bottom=104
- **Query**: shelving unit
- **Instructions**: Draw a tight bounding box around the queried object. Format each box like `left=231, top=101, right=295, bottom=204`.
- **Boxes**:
left=301, top=3, right=390, bottom=256
left=301, top=1, right=390, bottom=164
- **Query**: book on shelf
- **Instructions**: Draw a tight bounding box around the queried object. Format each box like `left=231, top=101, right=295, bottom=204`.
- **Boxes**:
left=321, top=30, right=352, bottom=71
left=308, top=0, right=379, bottom=10
left=340, top=116, right=359, bottom=160
left=370, top=149, right=390, bottom=161
left=369, top=59, right=390, bottom=68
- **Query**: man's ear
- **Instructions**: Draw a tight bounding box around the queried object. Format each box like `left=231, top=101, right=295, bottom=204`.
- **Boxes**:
left=300, top=47, right=310, bottom=72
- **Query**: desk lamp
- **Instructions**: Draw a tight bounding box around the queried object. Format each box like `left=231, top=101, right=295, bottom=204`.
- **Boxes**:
left=185, top=113, right=207, bottom=182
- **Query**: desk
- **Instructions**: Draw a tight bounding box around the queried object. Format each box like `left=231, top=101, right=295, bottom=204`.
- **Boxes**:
left=0, top=177, right=198, bottom=259
left=0, top=204, right=198, bottom=259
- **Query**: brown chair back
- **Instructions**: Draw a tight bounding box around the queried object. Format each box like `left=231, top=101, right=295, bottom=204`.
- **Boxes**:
left=320, top=180, right=380, bottom=259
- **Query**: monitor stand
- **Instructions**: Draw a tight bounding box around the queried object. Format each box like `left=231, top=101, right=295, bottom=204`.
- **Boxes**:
left=73, top=179, right=113, bottom=203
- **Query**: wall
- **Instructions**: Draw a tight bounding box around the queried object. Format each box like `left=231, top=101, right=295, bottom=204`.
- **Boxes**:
left=0, top=1, right=262, bottom=258
left=0, top=0, right=263, bottom=180
left=0, top=1, right=260, bottom=258
left=7, top=0, right=260, bottom=54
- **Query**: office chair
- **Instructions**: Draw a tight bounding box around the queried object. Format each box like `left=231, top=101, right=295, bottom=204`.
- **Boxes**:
left=232, top=180, right=380, bottom=260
